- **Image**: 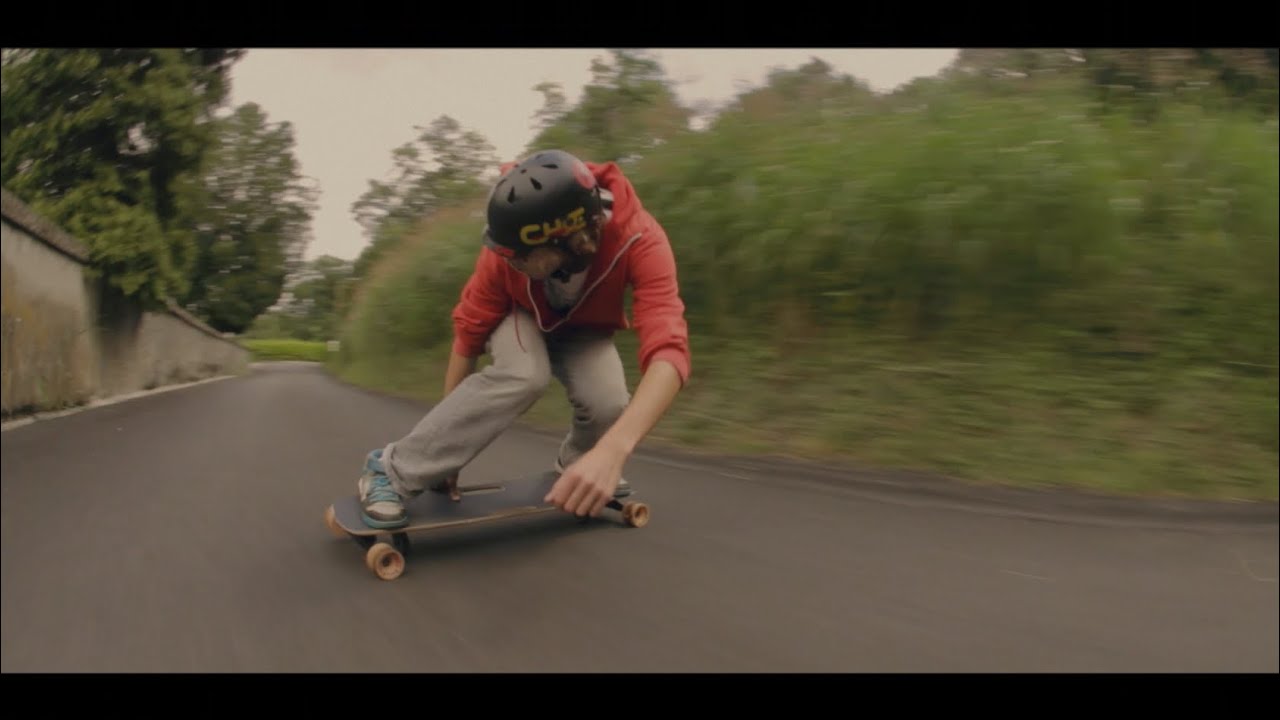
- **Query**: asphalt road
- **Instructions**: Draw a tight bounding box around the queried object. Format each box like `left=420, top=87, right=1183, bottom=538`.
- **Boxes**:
left=2, top=362, right=1276, bottom=672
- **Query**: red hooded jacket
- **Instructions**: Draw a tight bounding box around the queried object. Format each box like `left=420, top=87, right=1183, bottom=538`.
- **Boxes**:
left=450, top=161, right=691, bottom=385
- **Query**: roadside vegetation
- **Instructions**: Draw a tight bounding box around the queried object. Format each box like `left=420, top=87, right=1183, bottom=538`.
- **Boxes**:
left=330, top=51, right=1278, bottom=501
left=9, top=49, right=1271, bottom=499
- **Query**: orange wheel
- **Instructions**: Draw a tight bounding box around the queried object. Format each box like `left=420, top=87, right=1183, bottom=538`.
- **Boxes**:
left=622, top=502, right=650, bottom=528
left=324, top=506, right=346, bottom=539
left=365, top=542, right=405, bottom=580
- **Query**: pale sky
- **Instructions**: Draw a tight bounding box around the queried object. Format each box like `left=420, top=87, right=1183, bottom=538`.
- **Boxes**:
left=226, top=48, right=958, bottom=262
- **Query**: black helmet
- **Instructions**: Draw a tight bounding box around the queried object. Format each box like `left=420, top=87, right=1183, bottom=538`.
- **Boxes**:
left=483, top=149, right=602, bottom=258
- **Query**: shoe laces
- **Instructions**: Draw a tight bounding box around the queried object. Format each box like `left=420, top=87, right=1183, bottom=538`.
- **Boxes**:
left=365, top=472, right=399, bottom=505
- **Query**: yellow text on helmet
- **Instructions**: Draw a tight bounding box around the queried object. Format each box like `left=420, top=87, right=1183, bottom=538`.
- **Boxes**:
left=519, top=207, right=587, bottom=246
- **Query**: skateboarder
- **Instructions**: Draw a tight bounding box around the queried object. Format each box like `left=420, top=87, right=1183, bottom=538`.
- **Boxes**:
left=357, top=149, right=691, bottom=528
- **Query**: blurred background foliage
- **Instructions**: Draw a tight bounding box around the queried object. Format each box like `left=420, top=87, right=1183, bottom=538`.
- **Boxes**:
left=4, top=48, right=1276, bottom=498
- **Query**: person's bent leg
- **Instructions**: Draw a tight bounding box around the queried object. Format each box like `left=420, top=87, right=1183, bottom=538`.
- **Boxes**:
left=547, top=330, right=634, bottom=497
left=359, top=310, right=550, bottom=527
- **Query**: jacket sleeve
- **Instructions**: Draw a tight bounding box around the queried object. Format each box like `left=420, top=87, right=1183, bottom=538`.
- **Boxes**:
left=627, top=221, right=691, bottom=385
left=451, top=249, right=512, bottom=358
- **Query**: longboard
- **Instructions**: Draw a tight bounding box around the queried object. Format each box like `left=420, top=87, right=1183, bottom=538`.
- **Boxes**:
left=325, top=469, right=650, bottom=580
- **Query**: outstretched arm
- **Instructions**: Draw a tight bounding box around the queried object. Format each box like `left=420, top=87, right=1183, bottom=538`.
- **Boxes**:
left=544, top=358, right=683, bottom=516
left=597, top=359, right=683, bottom=457
left=545, top=228, right=691, bottom=516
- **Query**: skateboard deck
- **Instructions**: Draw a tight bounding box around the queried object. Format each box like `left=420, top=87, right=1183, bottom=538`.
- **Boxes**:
left=325, top=469, right=650, bottom=580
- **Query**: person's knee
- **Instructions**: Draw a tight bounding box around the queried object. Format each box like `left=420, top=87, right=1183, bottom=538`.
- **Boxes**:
left=485, top=311, right=551, bottom=403
left=493, top=350, right=551, bottom=404
left=596, top=399, right=627, bottom=430
left=518, top=357, right=552, bottom=401
left=577, top=388, right=629, bottom=429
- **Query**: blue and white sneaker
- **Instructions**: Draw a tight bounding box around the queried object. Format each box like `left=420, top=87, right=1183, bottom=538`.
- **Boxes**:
left=358, top=449, right=408, bottom=528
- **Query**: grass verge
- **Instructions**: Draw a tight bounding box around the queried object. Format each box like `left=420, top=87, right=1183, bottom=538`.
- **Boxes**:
left=243, top=338, right=329, bottom=363
left=328, top=332, right=1278, bottom=502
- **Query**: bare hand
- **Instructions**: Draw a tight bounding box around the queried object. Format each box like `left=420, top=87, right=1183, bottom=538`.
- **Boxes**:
left=544, top=447, right=625, bottom=517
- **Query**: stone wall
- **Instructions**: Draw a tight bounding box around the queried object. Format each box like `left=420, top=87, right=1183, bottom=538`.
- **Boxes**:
left=1, top=189, right=250, bottom=417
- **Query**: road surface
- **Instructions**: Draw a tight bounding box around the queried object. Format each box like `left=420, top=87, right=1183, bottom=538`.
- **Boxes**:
left=2, top=362, right=1276, bottom=672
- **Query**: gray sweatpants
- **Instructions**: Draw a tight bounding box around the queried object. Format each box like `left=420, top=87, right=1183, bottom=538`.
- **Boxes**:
left=380, top=309, right=631, bottom=496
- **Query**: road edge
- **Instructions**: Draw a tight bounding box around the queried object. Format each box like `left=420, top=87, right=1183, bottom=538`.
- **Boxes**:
left=0, top=373, right=240, bottom=432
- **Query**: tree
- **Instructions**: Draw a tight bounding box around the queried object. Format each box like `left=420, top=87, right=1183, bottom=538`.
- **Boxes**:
left=530, top=81, right=569, bottom=132
left=716, top=57, right=878, bottom=123
left=180, top=102, right=318, bottom=333
left=944, top=49, right=1278, bottom=116
left=1, top=48, right=244, bottom=306
left=524, top=49, right=693, bottom=162
left=286, top=255, right=356, bottom=340
left=350, top=114, right=497, bottom=276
